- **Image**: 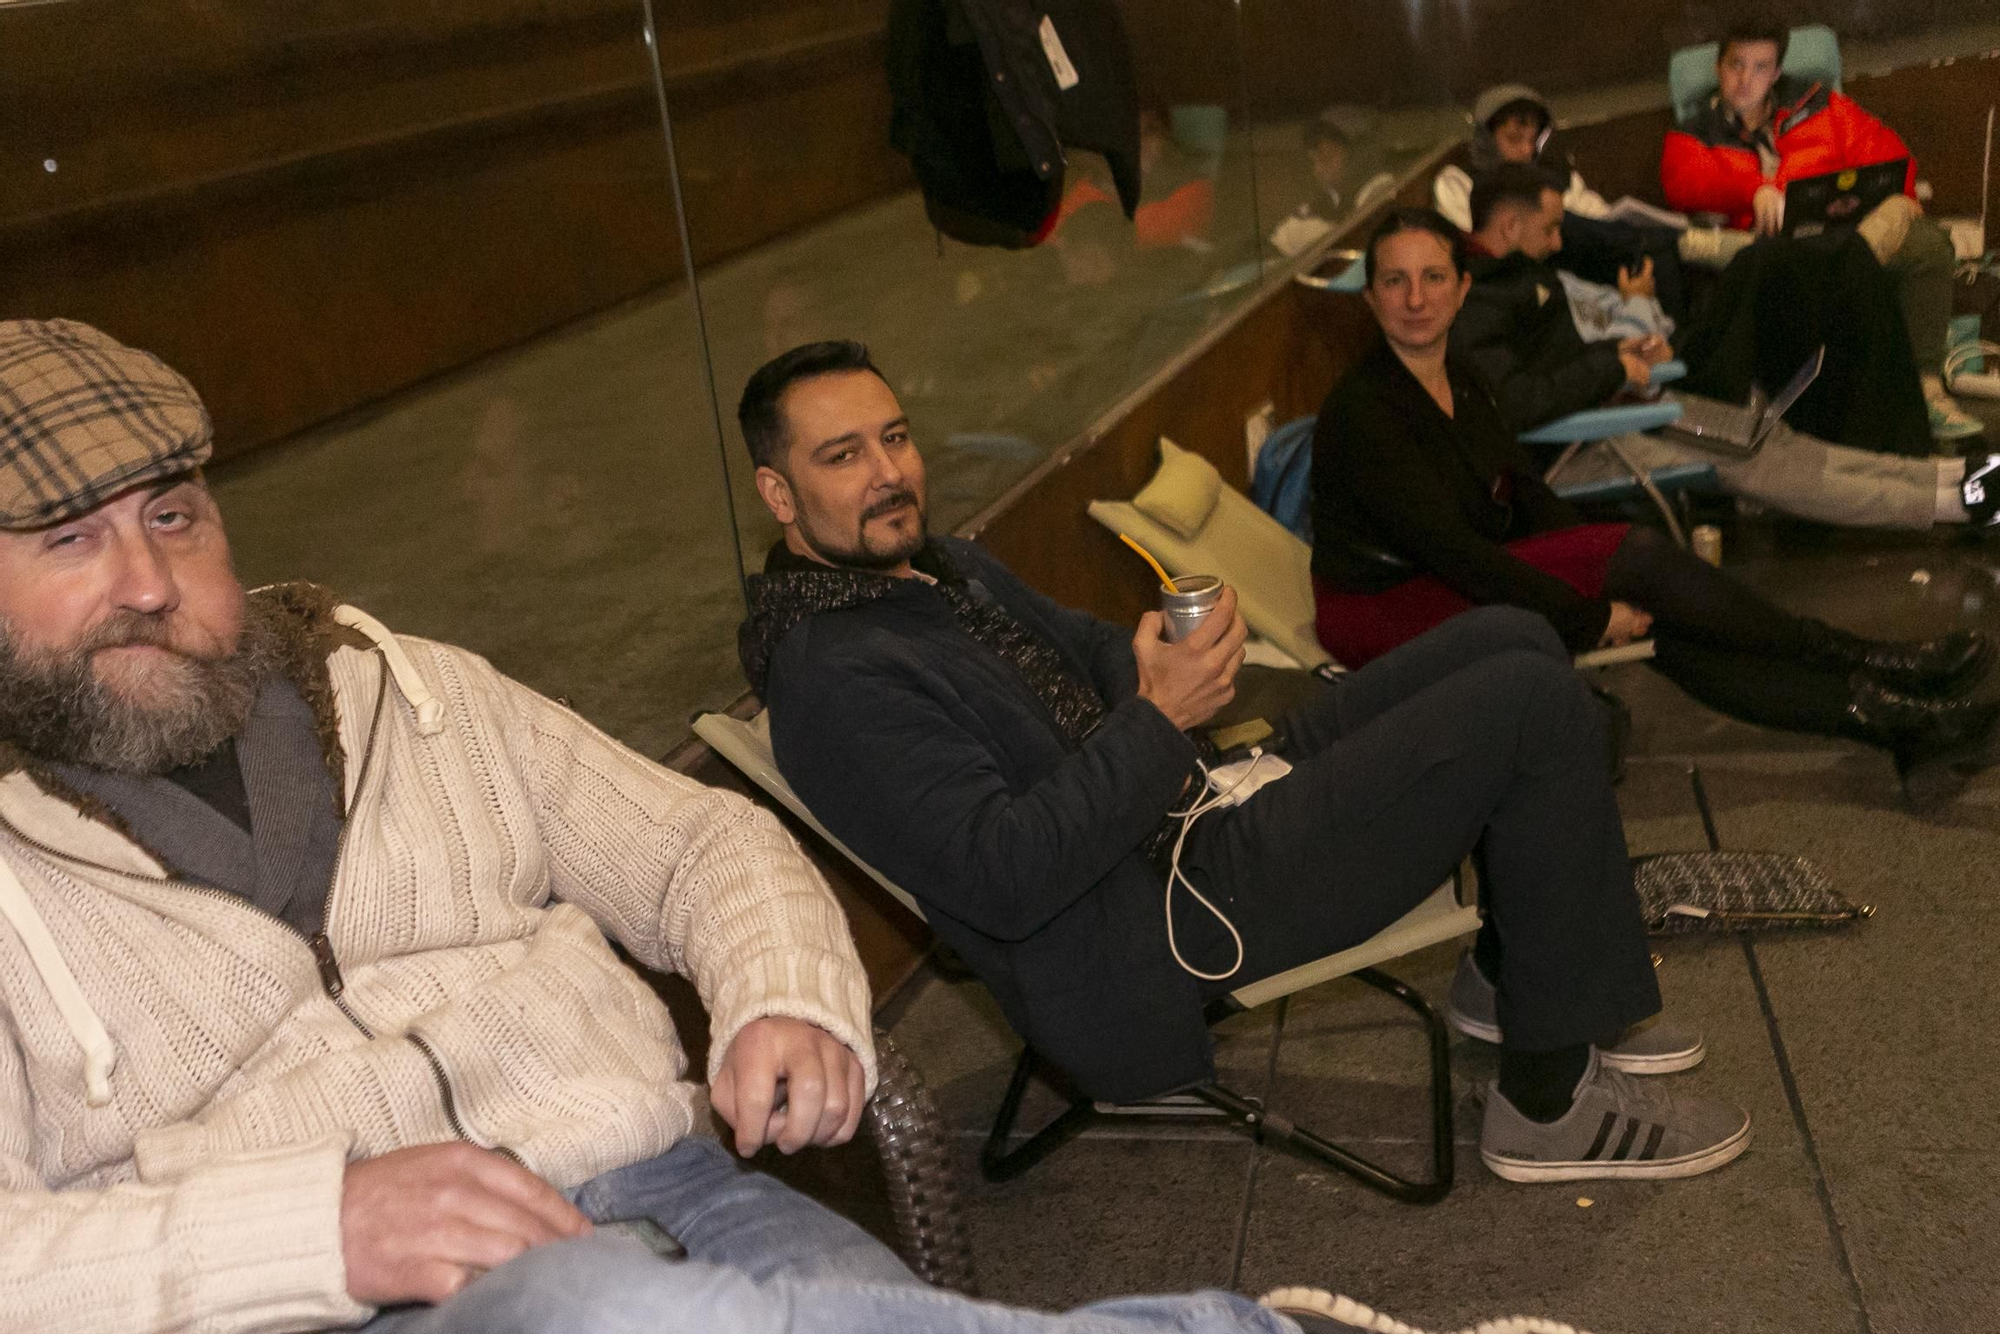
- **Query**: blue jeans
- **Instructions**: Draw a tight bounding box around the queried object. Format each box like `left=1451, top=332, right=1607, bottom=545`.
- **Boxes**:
left=360, top=1136, right=1297, bottom=1334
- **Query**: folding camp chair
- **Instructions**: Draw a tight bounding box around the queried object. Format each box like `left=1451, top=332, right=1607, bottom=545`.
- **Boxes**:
left=1088, top=439, right=1655, bottom=675
left=693, top=709, right=1483, bottom=1204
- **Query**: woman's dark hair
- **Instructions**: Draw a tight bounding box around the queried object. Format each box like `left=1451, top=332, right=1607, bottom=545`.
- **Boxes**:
left=1719, top=17, right=1790, bottom=64
left=1362, top=208, right=1467, bottom=285
left=737, top=340, right=884, bottom=472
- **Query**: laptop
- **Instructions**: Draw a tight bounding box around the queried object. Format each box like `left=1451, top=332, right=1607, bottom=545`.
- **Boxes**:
left=1662, top=348, right=1825, bottom=458
left=1783, top=158, right=1909, bottom=237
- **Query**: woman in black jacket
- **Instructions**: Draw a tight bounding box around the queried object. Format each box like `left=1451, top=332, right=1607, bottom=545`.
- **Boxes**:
left=1311, top=208, right=1997, bottom=807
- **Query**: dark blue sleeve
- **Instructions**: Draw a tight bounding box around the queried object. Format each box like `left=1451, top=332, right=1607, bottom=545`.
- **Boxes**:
left=769, top=632, right=1196, bottom=944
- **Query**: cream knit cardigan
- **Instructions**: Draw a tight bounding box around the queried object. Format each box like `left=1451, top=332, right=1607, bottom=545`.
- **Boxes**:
left=0, top=606, right=876, bottom=1334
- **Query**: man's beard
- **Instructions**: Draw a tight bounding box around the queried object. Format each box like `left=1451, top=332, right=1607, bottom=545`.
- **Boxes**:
left=795, top=488, right=928, bottom=571
left=0, top=609, right=278, bottom=775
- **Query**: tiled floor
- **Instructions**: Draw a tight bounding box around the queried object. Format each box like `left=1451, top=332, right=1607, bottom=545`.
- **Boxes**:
left=878, top=432, right=2000, bottom=1333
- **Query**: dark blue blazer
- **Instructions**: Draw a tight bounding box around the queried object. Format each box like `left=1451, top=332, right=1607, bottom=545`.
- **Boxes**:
left=751, top=537, right=1214, bottom=1101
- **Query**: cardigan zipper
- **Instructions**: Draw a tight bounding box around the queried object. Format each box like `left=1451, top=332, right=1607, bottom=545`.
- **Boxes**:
left=302, top=654, right=393, bottom=1037
left=404, top=1029, right=519, bottom=1160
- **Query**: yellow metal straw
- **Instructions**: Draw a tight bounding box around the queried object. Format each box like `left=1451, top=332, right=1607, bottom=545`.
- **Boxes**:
left=1117, top=532, right=1176, bottom=591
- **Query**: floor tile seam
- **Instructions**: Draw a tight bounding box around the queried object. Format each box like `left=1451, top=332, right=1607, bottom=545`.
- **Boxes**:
left=1741, top=936, right=1875, bottom=1334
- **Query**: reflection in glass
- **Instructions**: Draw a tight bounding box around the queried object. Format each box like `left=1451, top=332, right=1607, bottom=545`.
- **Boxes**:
left=654, top=15, right=1273, bottom=572
left=0, top=0, right=748, bottom=756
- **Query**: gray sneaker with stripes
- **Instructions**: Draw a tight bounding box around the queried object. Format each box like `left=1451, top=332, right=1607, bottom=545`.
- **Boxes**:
left=1481, top=1050, right=1751, bottom=1182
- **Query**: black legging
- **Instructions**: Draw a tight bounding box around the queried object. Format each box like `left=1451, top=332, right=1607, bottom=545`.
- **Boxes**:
left=1603, top=525, right=1853, bottom=735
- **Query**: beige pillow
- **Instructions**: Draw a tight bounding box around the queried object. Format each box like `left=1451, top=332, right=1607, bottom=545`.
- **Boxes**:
left=1130, top=437, right=1223, bottom=540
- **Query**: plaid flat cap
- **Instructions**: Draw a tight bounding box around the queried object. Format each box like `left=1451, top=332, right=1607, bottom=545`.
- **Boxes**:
left=0, top=319, right=213, bottom=529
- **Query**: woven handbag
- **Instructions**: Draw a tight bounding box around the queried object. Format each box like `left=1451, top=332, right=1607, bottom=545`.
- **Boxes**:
left=1634, top=850, right=1873, bottom=934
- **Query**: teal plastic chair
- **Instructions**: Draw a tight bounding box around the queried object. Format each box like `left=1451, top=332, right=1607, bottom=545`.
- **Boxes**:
left=1522, top=400, right=1683, bottom=446
left=1670, top=24, right=1842, bottom=127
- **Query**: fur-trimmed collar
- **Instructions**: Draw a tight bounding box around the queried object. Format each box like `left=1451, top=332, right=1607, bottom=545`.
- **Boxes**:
left=0, top=581, right=371, bottom=847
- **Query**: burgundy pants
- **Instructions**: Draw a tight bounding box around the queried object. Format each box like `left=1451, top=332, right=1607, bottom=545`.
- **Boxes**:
left=1314, top=523, right=1630, bottom=666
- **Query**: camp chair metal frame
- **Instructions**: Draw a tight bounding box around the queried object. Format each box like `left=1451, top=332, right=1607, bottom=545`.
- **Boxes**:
left=694, top=709, right=1483, bottom=1206
left=976, top=946, right=1463, bottom=1204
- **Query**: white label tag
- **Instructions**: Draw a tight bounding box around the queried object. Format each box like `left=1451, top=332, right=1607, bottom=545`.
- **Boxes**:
left=1039, top=15, right=1080, bottom=91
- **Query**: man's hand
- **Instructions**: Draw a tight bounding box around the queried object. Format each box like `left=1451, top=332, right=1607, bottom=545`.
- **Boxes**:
left=1619, top=333, right=1671, bottom=366
left=341, top=1143, right=592, bottom=1307
left=711, top=1016, right=867, bottom=1158
left=1616, top=256, right=1656, bottom=300
left=1752, top=184, right=1785, bottom=236
left=1600, top=601, right=1654, bottom=647
left=1618, top=348, right=1655, bottom=389
left=1133, top=586, right=1249, bottom=731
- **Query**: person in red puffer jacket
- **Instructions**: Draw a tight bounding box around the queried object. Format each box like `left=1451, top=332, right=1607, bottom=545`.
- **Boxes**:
left=1661, top=18, right=1980, bottom=441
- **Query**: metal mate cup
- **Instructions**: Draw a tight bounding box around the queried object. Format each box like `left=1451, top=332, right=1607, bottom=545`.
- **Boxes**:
left=1160, top=574, right=1224, bottom=643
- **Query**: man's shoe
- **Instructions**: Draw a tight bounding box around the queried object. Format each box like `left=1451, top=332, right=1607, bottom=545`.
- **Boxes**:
left=1260, top=1287, right=1597, bottom=1333
left=1444, top=950, right=1704, bottom=1074
left=1844, top=676, right=2000, bottom=810
left=1480, top=1051, right=1751, bottom=1183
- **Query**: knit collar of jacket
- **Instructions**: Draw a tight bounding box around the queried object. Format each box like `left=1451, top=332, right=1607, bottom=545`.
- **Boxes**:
left=0, top=581, right=374, bottom=850
left=738, top=539, right=968, bottom=697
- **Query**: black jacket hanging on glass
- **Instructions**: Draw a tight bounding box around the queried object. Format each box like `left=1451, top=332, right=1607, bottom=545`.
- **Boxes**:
left=887, top=0, right=1141, bottom=247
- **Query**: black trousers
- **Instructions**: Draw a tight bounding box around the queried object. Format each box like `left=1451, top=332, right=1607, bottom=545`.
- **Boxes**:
left=1177, top=606, right=1661, bottom=1053
left=1601, top=525, right=1858, bottom=737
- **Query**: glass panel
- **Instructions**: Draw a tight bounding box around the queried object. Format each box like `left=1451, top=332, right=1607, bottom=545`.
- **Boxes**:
left=646, top=0, right=1271, bottom=570
left=1, top=0, right=742, bottom=757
